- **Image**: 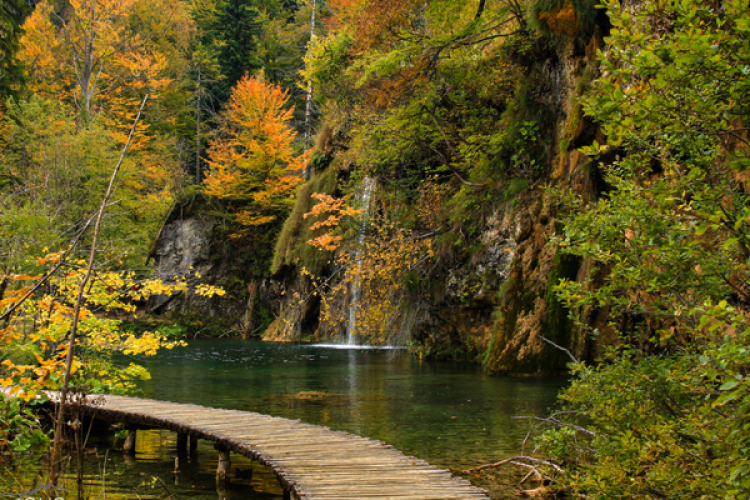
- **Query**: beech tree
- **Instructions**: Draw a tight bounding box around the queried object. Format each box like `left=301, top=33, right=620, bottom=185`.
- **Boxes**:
left=19, top=0, right=177, bottom=127
left=204, top=73, right=305, bottom=229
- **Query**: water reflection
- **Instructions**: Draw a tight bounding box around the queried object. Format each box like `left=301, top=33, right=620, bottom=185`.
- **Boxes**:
left=2, top=429, right=283, bottom=500
left=3, top=340, right=565, bottom=500
left=132, top=340, right=566, bottom=470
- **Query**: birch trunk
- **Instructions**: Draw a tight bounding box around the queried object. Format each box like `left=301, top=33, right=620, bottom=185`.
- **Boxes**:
left=196, top=67, right=202, bottom=184
left=303, top=0, right=317, bottom=181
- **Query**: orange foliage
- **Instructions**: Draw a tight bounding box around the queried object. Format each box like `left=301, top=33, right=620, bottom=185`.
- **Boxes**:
left=19, top=0, right=174, bottom=134
left=204, top=74, right=305, bottom=227
left=325, top=0, right=423, bottom=52
left=313, top=217, right=434, bottom=344
left=304, top=192, right=364, bottom=251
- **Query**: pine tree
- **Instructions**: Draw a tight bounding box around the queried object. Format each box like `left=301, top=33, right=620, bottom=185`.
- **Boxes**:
left=0, top=0, right=32, bottom=97
left=215, top=0, right=263, bottom=98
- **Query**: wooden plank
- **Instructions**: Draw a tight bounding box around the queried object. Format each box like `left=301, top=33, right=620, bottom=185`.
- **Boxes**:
left=297, top=494, right=487, bottom=500
left=281, top=470, right=452, bottom=478
left=34, top=392, right=490, bottom=500
left=301, top=487, right=485, bottom=495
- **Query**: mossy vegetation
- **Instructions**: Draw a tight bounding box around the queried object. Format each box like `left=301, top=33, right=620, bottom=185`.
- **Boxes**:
left=542, top=249, right=581, bottom=362
left=271, top=166, right=338, bottom=276
left=560, top=102, right=585, bottom=152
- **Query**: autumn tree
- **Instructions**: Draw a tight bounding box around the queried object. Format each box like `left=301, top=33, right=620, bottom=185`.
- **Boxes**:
left=20, top=0, right=171, bottom=124
left=204, top=73, right=305, bottom=229
left=10, top=0, right=196, bottom=268
left=0, top=96, right=180, bottom=269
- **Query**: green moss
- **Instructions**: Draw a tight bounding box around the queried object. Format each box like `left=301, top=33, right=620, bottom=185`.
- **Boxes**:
left=542, top=249, right=582, bottom=364
left=504, top=178, right=529, bottom=201
left=483, top=275, right=514, bottom=367
left=560, top=102, right=585, bottom=152
left=271, top=167, right=338, bottom=276
left=485, top=247, right=582, bottom=374
left=574, top=64, right=599, bottom=96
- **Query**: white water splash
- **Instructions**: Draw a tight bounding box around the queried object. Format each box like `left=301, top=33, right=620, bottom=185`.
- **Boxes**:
left=306, top=344, right=407, bottom=350
left=346, top=176, right=376, bottom=346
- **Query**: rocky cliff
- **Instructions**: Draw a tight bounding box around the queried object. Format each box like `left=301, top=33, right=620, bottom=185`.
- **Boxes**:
left=156, top=3, right=612, bottom=373
left=149, top=199, right=281, bottom=336
left=261, top=5, right=611, bottom=374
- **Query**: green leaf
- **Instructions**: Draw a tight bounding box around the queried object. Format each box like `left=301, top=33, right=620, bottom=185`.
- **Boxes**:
left=719, top=380, right=739, bottom=391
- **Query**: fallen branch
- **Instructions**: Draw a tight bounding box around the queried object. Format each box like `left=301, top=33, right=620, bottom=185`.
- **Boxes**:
left=512, top=415, right=596, bottom=437
left=153, top=476, right=174, bottom=500
left=462, top=455, right=564, bottom=474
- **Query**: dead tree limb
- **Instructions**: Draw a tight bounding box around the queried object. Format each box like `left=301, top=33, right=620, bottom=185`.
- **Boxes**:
left=462, top=455, right=564, bottom=474
left=512, top=415, right=596, bottom=437
left=538, top=334, right=579, bottom=364
left=50, top=95, right=149, bottom=485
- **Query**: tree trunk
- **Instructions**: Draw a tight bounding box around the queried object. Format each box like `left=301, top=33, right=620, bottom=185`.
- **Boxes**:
left=242, top=279, right=261, bottom=339
left=195, top=67, right=202, bottom=184
left=0, top=278, right=8, bottom=327
left=78, top=0, right=98, bottom=119
left=49, top=95, right=149, bottom=485
left=303, top=0, right=317, bottom=180
left=474, top=0, right=486, bottom=19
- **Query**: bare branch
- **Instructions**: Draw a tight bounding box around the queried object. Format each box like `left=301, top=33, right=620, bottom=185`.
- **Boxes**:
left=462, top=455, right=565, bottom=474
left=0, top=212, right=98, bottom=323
left=512, top=415, right=596, bottom=437
left=538, top=334, right=579, bottom=364
left=50, top=95, right=149, bottom=485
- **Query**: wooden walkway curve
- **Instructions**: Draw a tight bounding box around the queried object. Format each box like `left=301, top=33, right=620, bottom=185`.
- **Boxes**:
left=54, top=393, right=491, bottom=500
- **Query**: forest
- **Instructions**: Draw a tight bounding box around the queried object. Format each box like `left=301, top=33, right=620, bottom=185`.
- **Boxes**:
left=1, top=0, right=750, bottom=498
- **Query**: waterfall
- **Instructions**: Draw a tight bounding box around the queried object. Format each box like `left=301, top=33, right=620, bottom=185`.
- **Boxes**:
left=346, top=177, right=376, bottom=346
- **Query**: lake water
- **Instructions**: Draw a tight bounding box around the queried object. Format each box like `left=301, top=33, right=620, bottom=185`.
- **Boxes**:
left=3, top=340, right=566, bottom=500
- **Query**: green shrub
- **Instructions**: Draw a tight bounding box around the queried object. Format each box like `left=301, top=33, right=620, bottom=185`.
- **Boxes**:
left=0, top=397, right=49, bottom=458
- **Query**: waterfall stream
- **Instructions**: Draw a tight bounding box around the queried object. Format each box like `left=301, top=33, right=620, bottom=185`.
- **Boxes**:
left=346, top=176, right=376, bottom=345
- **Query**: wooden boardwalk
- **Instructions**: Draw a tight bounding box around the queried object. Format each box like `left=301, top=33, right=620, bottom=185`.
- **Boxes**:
left=50, top=393, right=491, bottom=500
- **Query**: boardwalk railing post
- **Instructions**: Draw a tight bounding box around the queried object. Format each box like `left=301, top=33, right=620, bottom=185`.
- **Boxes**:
left=189, top=435, right=198, bottom=455
left=215, top=443, right=230, bottom=486
left=123, top=428, right=136, bottom=455
left=177, top=432, right=188, bottom=455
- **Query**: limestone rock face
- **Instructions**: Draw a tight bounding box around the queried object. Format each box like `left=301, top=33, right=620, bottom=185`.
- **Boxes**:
left=445, top=209, right=518, bottom=304
left=150, top=216, right=245, bottom=321
left=154, top=218, right=214, bottom=282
